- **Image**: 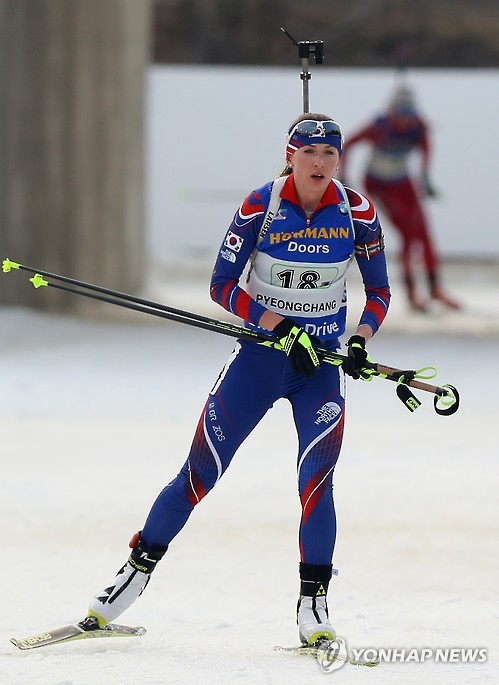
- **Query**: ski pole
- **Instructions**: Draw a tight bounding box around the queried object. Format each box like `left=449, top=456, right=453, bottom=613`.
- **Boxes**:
left=2, top=257, right=282, bottom=342
left=2, top=258, right=459, bottom=415
left=281, top=28, right=324, bottom=114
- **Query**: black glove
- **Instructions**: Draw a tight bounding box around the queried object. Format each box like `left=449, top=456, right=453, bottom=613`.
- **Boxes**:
left=342, top=335, right=368, bottom=379
left=273, top=318, right=320, bottom=377
left=421, top=173, right=439, bottom=199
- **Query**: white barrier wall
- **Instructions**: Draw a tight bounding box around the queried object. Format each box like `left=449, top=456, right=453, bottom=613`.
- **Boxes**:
left=146, top=66, right=499, bottom=264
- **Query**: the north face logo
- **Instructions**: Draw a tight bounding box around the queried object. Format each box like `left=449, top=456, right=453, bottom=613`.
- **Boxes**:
left=314, top=402, right=341, bottom=425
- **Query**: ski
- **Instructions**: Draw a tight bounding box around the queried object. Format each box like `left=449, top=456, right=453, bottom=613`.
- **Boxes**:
left=10, top=621, right=146, bottom=650
left=274, top=640, right=380, bottom=668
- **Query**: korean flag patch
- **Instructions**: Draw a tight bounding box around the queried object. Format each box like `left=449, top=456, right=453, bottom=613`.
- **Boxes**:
left=224, top=231, right=244, bottom=252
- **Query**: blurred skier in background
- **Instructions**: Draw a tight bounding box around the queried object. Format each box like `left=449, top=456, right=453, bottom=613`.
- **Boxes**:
left=340, top=86, right=460, bottom=312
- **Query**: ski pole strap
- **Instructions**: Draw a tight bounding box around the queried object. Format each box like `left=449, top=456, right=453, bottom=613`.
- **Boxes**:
left=373, top=363, right=441, bottom=393
left=356, top=358, right=376, bottom=382
left=396, top=384, right=422, bottom=412
left=391, top=366, right=437, bottom=385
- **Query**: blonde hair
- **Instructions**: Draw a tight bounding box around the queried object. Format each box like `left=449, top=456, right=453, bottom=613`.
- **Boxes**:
left=280, top=112, right=336, bottom=176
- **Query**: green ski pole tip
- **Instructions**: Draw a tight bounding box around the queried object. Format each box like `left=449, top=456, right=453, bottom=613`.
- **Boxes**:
left=30, top=274, right=48, bottom=289
left=2, top=258, right=21, bottom=273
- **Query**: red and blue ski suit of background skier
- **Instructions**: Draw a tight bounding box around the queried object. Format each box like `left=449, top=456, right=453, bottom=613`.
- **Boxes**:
left=341, top=111, right=439, bottom=304
left=141, top=175, right=390, bottom=566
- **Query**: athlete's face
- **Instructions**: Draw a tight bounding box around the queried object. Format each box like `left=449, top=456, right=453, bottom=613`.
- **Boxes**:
left=290, top=144, right=340, bottom=195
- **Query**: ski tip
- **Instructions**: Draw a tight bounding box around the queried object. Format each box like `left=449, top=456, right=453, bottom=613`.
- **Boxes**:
left=10, top=623, right=147, bottom=650
left=9, top=635, right=45, bottom=650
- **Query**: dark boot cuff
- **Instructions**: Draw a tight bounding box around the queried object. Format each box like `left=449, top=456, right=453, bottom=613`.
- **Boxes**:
left=299, top=563, right=332, bottom=597
left=128, top=531, right=168, bottom=574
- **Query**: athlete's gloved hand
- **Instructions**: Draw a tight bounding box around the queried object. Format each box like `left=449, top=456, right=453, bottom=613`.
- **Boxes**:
left=421, top=173, right=439, bottom=199
left=273, top=318, right=320, bottom=377
left=342, top=335, right=369, bottom=380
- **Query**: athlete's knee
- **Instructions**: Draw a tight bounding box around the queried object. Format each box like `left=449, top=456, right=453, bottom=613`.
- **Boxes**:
left=179, top=458, right=221, bottom=507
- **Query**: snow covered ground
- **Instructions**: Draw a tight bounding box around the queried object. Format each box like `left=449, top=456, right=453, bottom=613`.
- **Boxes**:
left=1, top=259, right=498, bottom=685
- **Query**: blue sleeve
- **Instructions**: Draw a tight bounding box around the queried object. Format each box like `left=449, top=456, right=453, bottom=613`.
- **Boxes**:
left=346, top=184, right=391, bottom=334
left=210, top=184, right=271, bottom=325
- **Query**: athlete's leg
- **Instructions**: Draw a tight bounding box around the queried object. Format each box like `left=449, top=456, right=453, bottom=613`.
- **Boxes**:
left=288, top=362, right=345, bottom=565
left=402, top=179, right=439, bottom=275
left=366, top=177, right=426, bottom=310
left=286, top=361, right=345, bottom=643
left=401, top=182, right=460, bottom=308
left=365, top=178, right=412, bottom=276
left=140, top=341, right=284, bottom=548
left=86, top=341, right=285, bottom=626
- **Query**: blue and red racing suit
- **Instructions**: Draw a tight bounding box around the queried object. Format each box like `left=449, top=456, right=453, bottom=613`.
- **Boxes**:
left=342, top=114, right=439, bottom=285
left=141, top=175, right=390, bottom=566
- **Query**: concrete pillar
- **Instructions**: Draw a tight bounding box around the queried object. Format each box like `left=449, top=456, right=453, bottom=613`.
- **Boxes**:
left=0, top=0, right=151, bottom=310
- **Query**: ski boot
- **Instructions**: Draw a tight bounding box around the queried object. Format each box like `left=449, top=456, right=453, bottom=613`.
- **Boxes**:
left=430, top=287, right=461, bottom=310
left=85, top=532, right=167, bottom=627
left=428, top=272, right=461, bottom=310
left=297, top=563, right=335, bottom=645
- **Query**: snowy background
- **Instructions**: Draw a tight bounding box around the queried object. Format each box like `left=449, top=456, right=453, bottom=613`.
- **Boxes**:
left=146, top=66, right=499, bottom=263
left=1, top=259, right=498, bottom=685
left=2, top=61, right=499, bottom=685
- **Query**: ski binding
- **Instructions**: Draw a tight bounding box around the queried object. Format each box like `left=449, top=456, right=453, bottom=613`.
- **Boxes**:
left=274, top=638, right=380, bottom=668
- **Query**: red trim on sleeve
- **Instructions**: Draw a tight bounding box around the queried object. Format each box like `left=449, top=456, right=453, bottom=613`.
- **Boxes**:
left=220, top=281, right=235, bottom=309
left=233, top=290, right=252, bottom=321
left=364, top=299, right=388, bottom=325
